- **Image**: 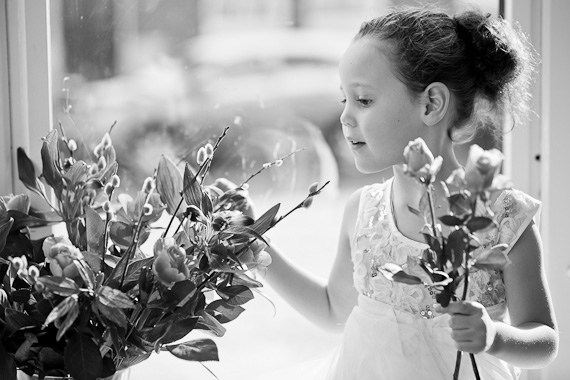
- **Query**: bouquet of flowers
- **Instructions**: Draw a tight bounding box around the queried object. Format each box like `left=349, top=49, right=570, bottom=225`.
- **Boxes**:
left=0, top=126, right=327, bottom=380
left=380, top=138, right=511, bottom=380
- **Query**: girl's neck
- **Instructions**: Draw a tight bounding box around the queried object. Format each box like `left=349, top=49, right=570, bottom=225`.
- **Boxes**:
left=391, top=145, right=462, bottom=231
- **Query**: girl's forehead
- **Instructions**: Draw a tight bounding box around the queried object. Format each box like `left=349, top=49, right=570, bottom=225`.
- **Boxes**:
left=339, top=38, right=396, bottom=88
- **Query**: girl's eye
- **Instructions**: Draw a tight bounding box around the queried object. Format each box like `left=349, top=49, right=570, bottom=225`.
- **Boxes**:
left=340, top=98, right=347, bottom=104
left=358, top=98, right=372, bottom=106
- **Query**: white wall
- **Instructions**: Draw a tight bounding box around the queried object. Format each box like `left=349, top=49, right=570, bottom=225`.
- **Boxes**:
left=0, top=0, right=13, bottom=196
left=541, top=1, right=570, bottom=378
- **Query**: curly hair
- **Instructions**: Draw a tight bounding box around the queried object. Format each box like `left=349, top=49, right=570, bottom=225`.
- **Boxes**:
left=355, top=7, right=538, bottom=143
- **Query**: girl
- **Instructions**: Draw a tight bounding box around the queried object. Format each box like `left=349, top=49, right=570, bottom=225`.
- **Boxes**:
left=235, top=6, right=558, bottom=380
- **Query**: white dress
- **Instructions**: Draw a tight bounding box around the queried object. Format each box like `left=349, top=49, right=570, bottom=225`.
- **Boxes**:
left=258, top=178, right=540, bottom=380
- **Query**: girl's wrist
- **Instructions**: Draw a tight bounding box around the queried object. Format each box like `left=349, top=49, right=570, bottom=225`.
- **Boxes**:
left=484, top=320, right=500, bottom=354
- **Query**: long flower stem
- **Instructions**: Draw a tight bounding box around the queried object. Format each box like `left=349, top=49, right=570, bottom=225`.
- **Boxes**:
left=426, top=186, right=439, bottom=239
left=119, top=190, right=153, bottom=288
left=452, top=251, right=481, bottom=380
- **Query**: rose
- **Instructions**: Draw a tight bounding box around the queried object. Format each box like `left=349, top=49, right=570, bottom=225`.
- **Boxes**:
left=152, top=237, right=189, bottom=288
left=403, top=138, right=442, bottom=184
left=240, top=240, right=272, bottom=277
left=42, top=237, right=83, bottom=278
left=464, top=145, right=504, bottom=192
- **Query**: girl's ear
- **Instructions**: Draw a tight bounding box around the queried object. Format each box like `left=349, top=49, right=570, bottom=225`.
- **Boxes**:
left=421, top=82, right=450, bottom=126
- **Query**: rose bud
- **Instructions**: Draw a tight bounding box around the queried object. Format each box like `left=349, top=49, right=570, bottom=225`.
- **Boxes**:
left=45, top=241, right=83, bottom=278
left=403, top=138, right=442, bottom=184
left=464, top=145, right=504, bottom=193
left=152, top=237, right=189, bottom=288
left=404, top=138, right=434, bottom=172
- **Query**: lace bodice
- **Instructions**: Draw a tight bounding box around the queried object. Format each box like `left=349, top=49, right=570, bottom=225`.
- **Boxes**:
left=351, top=178, right=540, bottom=320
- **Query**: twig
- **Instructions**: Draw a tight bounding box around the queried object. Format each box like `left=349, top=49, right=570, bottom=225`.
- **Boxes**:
left=238, top=148, right=304, bottom=188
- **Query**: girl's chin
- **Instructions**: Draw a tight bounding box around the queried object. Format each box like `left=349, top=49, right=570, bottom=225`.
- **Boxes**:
left=354, top=162, right=391, bottom=175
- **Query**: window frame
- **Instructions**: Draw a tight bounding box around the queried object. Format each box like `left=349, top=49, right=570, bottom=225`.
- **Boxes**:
left=1, top=2, right=569, bottom=378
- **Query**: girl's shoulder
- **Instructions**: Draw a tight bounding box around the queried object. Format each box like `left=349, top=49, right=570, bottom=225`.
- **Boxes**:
left=488, top=187, right=541, bottom=254
left=342, top=181, right=391, bottom=238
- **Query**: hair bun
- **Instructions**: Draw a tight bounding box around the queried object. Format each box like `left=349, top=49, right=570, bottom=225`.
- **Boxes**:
left=454, top=12, right=520, bottom=99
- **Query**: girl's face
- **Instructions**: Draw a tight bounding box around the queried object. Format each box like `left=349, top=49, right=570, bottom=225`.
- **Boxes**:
left=339, top=37, right=425, bottom=174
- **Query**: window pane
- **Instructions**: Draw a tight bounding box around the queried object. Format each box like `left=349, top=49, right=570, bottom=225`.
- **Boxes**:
left=49, top=1, right=499, bottom=378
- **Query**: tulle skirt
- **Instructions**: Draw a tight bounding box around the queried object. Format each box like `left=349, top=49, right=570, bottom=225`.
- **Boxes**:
left=257, top=295, right=520, bottom=380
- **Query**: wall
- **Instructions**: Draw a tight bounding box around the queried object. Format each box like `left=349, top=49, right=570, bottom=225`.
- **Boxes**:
left=542, top=1, right=570, bottom=378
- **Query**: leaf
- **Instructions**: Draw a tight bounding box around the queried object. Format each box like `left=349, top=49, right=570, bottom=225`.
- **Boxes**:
left=36, top=276, right=80, bottom=297
left=63, top=160, right=89, bottom=189
left=73, top=260, right=95, bottom=289
left=163, top=338, right=219, bottom=362
left=0, top=339, right=17, bottom=380
left=16, top=147, right=41, bottom=195
left=0, top=216, right=14, bottom=254
left=436, top=291, right=452, bottom=307
left=421, top=233, right=441, bottom=255
left=85, top=206, right=106, bottom=254
left=206, top=300, right=245, bottom=323
left=250, top=204, right=280, bottom=235
left=378, top=263, right=422, bottom=285
left=196, top=310, right=226, bottom=337
left=40, top=129, right=64, bottom=197
left=108, top=220, right=135, bottom=250
left=472, top=244, right=511, bottom=270
left=217, top=285, right=254, bottom=306
left=43, top=295, right=78, bottom=329
left=96, top=286, right=135, bottom=309
left=64, top=332, right=103, bottom=380
left=11, top=288, right=31, bottom=303
left=55, top=301, right=80, bottom=341
left=444, top=229, right=469, bottom=269
left=183, top=164, right=203, bottom=209
left=232, top=272, right=263, bottom=288
left=165, top=280, right=197, bottom=306
left=5, top=308, right=39, bottom=333
left=7, top=210, right=50, bottom=230
left=448, top=192, right=472, bottom=219
left=220, top=225, right=267, bottom=245
left=14, top=332, right=38, bottom=363
left=82, top=251, right=102, bottom=273
left=156, top=155, right=185, bottom=218
left=419, top=263, right=453, bottom=287
left=95, top=301, right=127, bottom=328
left=439, top=214, right=465, bottom=227
left=466, top=216, right=495, bottom=233
left=160, top=317, right=199, bottom=344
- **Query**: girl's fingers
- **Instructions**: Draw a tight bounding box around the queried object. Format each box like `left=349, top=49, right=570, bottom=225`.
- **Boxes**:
left=437, top=301, right=479, bottom=315
left=212, top=177, right=236, bottom=191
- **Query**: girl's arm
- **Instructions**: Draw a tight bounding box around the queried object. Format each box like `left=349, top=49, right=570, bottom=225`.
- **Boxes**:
left=263, top=189, right=361, bottom=332
left=442, top=222, right=559, bottom=369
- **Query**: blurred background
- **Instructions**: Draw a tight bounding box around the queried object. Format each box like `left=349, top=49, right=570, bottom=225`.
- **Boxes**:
left=45, top=0, right=506, bottom=379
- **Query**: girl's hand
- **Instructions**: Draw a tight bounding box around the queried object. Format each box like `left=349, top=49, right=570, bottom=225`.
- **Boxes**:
left=211, top=178, right=257, bottom=219
left=437, top=301, right=497, bottom=354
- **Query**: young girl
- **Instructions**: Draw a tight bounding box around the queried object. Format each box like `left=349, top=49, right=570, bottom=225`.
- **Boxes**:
left=229, top=6, right=558, bottom=380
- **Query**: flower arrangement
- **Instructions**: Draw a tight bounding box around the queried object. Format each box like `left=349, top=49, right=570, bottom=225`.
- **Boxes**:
left=380, top=138, right=511, bottom=380
left=0, top=126, right=327, bottom=380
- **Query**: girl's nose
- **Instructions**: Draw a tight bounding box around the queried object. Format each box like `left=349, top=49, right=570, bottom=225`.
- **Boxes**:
left=340, top=108, right=355, bottom=129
